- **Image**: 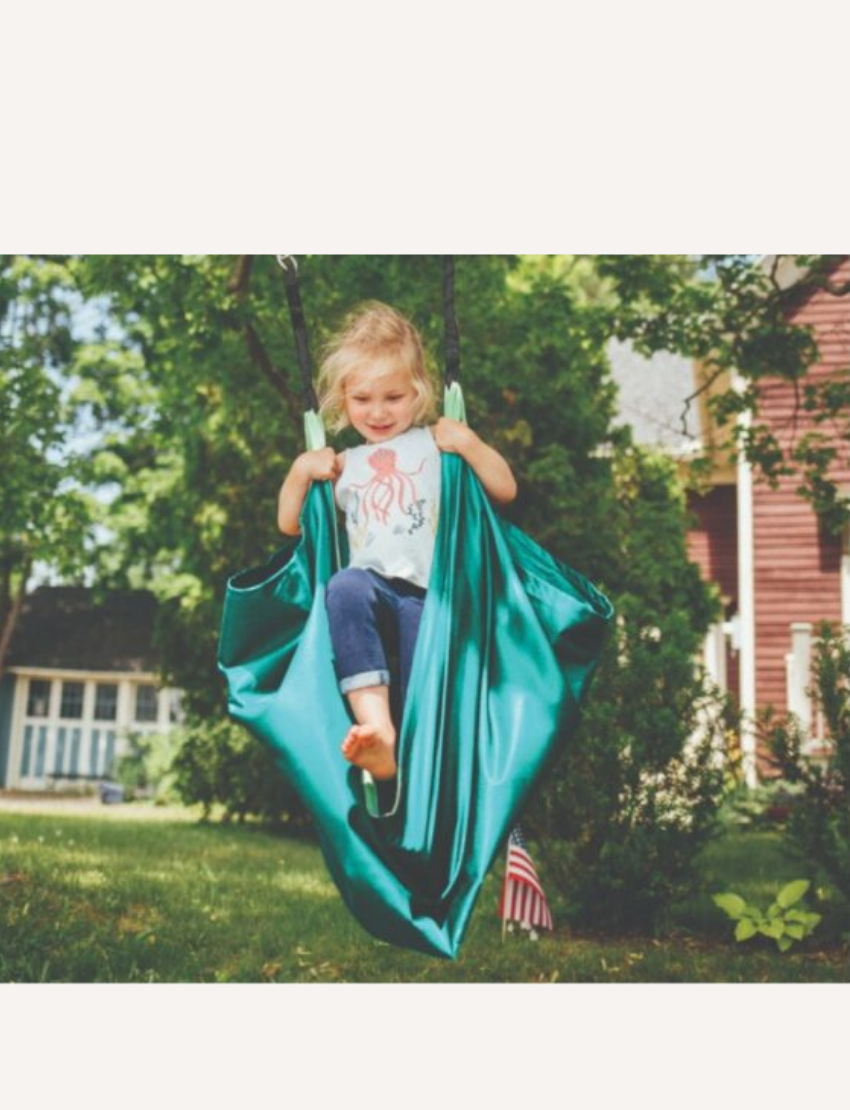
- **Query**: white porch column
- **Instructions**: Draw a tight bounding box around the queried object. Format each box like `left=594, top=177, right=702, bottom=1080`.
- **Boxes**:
left=703, top=622, right=728, bottom=691
left=788, top=622, right=813, bottom=738
left=157, top=687, right=171, bottom=730
left=735, top=374, right=758, bottom=788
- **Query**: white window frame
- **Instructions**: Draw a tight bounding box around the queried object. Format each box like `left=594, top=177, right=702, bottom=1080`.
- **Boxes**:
left=6, top=667, right=181, bottom=790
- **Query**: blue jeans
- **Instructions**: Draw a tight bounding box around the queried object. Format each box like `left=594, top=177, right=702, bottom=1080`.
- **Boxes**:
left=325, top=567, right=426, bottom=726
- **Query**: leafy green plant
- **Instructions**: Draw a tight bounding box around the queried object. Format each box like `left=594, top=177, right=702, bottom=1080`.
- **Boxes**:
left=719, top=778, right=806, bottom=830
left=712, top=879, right=821, bottom=951
left=527, top=445, right=735, bottom=934
left=170, top=716, right=312, bottom=829
left=760, top=623, right=850, bottom=905
left=112, top=728, right=184, bottom=803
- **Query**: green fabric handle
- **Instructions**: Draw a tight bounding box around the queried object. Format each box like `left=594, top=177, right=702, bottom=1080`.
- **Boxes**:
left=443, top=380, right=466, bottom=422
left=303, top=409, right=326, bottom=451
left=218, top=385, right=613, bottom=958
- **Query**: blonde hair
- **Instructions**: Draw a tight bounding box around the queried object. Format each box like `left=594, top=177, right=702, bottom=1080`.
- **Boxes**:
left=317, top=301, right=438, bottom=434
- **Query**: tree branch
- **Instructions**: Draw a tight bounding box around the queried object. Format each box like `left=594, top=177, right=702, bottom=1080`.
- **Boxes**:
left=243, top=320, right=302, bottom=430
left=228, top=255, right=254, bottom=296
left=778, top=255, right=850, bottom=303
left=227, top=255, right=303, bottom=434
left=802, top=255, right=850, bottom=297
left=680, top=359, right=727, bottom=438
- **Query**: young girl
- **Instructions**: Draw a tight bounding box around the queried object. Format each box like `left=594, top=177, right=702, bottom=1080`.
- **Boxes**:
left=276, top=301, right=517, bottom=785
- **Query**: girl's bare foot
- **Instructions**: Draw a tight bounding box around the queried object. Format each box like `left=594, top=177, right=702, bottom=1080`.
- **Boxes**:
left=341, top=723, right=397, bottom=780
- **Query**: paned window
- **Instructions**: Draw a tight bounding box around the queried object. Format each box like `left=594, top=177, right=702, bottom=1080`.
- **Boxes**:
left=60, top=681, right=85, bottom=719
left=135, top=685, right=159, bottom=723
left=26, top=679, right=51, bottom=718
left=94, top=683, right=118, bottom=721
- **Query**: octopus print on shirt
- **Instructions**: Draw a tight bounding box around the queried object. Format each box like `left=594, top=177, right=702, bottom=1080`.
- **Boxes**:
left=335, top=425, right=441, bottom=590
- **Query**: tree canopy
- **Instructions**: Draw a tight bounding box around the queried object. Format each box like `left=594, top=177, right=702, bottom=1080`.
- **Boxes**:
left=11, top=251, right=842, bottom=924
left=9, top=252, right=846, bottom=710
left=596, top=254, right=850, bottom=531
left=0, top=256, right=96, bottom=675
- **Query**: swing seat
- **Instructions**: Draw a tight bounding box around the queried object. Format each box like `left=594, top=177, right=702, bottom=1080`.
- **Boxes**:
left=218, top=400, right=613, bottom=959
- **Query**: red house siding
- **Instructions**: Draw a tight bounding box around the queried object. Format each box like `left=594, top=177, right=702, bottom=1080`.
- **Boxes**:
left=752, top=258, right=850, bottom=720
left=687, top=485, right=740, bottom=702
left=688, top=486, right=738, bottom=605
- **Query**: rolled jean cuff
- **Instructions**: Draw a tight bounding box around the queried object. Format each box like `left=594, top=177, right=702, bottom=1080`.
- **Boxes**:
left=339, top=669, right=391, bottom=695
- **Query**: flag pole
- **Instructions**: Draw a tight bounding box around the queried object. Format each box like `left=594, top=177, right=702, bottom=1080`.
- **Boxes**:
left=501, top=836, right=510, bottom=943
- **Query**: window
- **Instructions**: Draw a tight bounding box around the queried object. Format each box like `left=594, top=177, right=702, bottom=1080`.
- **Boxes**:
left=60, top=681, right=84, bottom=719
left=94, top=683, right=118, bottom=721
left=135, top=684, right=159, bottom=723
left=26, top=679, right=51, bottom=718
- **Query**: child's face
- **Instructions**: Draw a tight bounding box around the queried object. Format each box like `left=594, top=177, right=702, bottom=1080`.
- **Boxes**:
left=344, top=360, right=418, bottom=443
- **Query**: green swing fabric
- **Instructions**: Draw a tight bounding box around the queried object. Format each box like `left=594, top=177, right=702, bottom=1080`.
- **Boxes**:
left=217, top=389, right=613, bottom=959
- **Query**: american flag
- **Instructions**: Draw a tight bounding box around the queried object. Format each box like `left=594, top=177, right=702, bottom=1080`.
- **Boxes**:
left=499, top=824, right=553, bottom=936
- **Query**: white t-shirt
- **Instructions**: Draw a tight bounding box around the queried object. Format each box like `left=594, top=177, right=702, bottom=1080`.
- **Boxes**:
left=334, top=425, right=441, bottom=590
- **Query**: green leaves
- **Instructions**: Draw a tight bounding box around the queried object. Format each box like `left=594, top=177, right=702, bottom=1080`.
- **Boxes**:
left=735, top=919, right=758, bottom=941
left=600, top=254, right=850, bottom=534
left=776, top=879, right=809, bottom=909
left=0, top=257, right=99, bottom=661
left=713, top=893, right=746, bottom=917
left=761, top=623, right=850, bottom=907
left=712, top=880, right=821, bottom=952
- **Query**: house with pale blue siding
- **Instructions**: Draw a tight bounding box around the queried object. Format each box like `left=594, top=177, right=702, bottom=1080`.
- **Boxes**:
left=0, top=587, right=181, bottom=792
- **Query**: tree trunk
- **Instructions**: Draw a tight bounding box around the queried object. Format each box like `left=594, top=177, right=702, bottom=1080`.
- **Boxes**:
left=0, top=559, right=31, bottom=683
left=0, top=553, right=12, bottom=621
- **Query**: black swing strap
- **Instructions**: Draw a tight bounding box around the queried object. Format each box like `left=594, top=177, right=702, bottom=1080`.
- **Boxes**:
left=276, top=255, right=319, bottom=414
left=442, top=255, right=461, bottom=388
left=279, top=254, right=461, bottom=403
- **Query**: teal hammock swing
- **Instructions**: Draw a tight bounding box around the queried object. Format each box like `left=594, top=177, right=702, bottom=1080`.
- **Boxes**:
left=217, top=257, right=613, bottom=959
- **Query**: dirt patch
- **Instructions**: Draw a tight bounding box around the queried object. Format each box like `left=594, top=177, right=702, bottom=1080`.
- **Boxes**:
left=115, top=903, right=163, bottom=936
left=0, top=871, right=28, bottom=886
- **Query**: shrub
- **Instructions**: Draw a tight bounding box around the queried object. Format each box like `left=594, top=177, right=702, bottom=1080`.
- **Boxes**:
left=112, top=728, right=184, bottom=804
left=718, top=778, right=807, bottom=831
left=523, top=441, right=738, bottom=934
left=760, top=622, right=850, bottom=908
left=529, top=672, right=733, bottom=934
left=170, top=716, right=313, bottom=830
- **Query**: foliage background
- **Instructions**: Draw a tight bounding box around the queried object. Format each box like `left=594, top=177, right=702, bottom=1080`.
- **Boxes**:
left=4, top=254, right=846, bottom=930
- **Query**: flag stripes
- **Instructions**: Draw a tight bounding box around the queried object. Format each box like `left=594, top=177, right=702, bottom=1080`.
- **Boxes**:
left=499, top=825, right=554, bottom=933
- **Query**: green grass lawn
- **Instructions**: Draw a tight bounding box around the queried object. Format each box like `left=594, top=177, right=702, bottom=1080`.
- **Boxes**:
left=1, top=805, right=847, bottom=983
